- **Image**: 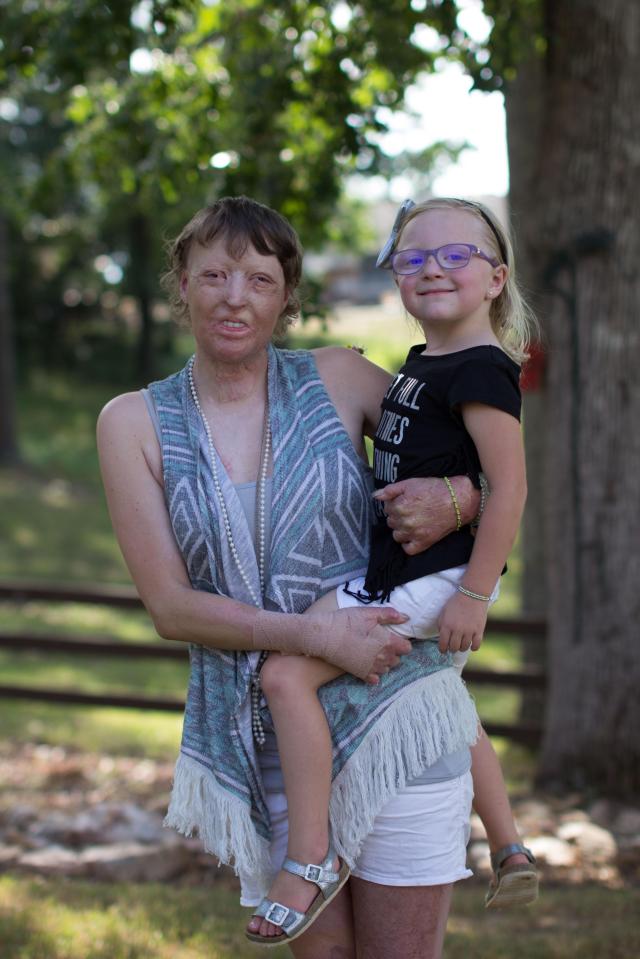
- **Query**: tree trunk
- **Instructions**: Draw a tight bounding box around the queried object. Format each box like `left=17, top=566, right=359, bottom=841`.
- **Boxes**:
left=504, top=49, right=548, bottom=726
left=535, top=0, right=640, bottom=795
left=0, top=211, right=20, bottom=466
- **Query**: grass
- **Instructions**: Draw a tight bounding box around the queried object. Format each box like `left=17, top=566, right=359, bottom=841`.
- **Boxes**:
left=1, top=875, right=638, bottom=959
left=0, top=874, right=281, bottom=959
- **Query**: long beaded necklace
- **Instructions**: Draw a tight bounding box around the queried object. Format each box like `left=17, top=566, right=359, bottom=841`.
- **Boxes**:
left=187, top=355, right=270, bottom=745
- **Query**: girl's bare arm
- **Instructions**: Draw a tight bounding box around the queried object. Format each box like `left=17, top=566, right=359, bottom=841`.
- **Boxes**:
left=437, top=403, right=526, bottom=653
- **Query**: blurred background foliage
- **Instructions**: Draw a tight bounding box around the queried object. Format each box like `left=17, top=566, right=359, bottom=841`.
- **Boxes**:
left=0, top=0, right=521, bottom=389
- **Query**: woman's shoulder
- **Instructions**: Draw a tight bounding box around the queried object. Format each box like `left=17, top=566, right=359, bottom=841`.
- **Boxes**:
left=275, top=343, right=352, bottom=364
left=99, top=363, right=186, bottom=432
left=97, top=390, right=163, bottom=483
left=97, top=391, right=159, bottom=454
left=311, top=344, right=389, bottom=379
left=98, top=390, right=147, bottom=428
left=311, top=343, right=357, bottom=370
left=275, top=343, right=386, bottom=387
left=311, top=346, right=392, bottom=436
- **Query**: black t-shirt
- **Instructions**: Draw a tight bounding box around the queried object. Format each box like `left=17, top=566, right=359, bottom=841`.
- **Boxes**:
left=361, top=344, right=522, bottom=600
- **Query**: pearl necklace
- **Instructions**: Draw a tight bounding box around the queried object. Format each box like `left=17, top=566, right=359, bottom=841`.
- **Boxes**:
left=187, top=355, right=270, bottom=745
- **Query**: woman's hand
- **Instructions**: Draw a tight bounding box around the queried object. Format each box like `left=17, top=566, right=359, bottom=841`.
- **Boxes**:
left=253, top=606, right=412, bottom=683
left=436, top=592, right=488, bottom=655
left=338, top=607, right=413, bottom=685
left=373, top=476, right=480, bottom=555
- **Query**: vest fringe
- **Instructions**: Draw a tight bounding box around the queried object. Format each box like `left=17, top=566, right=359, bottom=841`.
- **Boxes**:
left=163, top=752, right=272, bottom=890
left=329, top=668, right=479, bottom=867
left=165, top=671, right=477, bottom=892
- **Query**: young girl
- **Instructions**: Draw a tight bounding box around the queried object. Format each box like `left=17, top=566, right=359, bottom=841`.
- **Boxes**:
left=246, top=198, right=538, bottom=946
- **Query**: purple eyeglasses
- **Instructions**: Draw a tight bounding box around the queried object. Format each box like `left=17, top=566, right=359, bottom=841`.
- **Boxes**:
left=391, top=243, right=500, bottom=275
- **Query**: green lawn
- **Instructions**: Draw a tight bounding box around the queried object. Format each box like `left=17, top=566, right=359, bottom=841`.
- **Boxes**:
left=1, top=875, right=637, bottom=959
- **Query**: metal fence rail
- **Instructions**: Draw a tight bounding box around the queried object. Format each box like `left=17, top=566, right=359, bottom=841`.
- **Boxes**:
left=0, top=580, right=547, bottom=745
left=0, top=580, right=142, bottom=608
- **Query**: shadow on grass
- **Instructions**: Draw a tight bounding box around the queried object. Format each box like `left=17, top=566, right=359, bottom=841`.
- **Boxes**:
left=2, top=876, right=639, bottom=959
left=447, top=883, right=640, bottom=958
left=0, top=874, right=289, bottom=959
left=0, top=900, right=61, bottom=959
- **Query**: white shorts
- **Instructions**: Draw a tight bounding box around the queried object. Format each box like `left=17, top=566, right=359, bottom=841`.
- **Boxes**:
left=239, top=771, right=474, bottom=906
left=336, top=563, right=499, bottom=673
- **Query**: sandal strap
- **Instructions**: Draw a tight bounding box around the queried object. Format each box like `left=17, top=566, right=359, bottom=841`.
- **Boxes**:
left=490, top=843, right=536, bottom=872
left=282, top=847, right=340, bottom=895
left=252, top=897, right=306, bottom=935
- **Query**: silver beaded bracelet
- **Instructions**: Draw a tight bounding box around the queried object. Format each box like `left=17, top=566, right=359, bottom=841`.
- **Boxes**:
left=456, top=584, right=492, bottom=602
left=470, top=472, right=490, bottom=528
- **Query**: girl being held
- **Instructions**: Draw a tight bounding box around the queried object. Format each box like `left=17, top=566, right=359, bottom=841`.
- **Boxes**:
left=246, top=198, right=538, bottom=947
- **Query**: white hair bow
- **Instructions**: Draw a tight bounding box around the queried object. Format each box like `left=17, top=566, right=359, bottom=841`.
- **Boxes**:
left=375, top=198, right=416, bottom=269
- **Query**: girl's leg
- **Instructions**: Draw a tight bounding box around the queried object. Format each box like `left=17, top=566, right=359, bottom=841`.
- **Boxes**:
left=470, top=726, right=530, bottom=863
left=247, top=591, right=344, bottom=940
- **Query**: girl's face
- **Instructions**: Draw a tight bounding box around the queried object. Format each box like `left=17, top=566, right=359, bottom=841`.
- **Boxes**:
left=394, top=208, right=507, bottom=339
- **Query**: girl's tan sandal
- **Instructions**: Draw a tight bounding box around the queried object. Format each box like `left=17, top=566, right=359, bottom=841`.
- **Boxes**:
left=485, top=843, right=538, bottom=909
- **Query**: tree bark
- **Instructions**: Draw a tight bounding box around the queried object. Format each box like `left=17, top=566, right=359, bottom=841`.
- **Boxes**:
left=504, top=48, right=548, bottom=726
left=0, top=211, right=20, bottom=466
left=534, top=0, right=640, bottom=794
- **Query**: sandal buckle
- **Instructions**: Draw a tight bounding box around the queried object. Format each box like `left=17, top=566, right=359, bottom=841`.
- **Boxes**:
left=264, top=902, right=289, bottom=926
left=304, top=864, right=323, bottom=882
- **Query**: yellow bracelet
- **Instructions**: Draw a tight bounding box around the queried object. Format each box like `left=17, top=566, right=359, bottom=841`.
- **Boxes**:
left=443, top=476, right=462, bottom=531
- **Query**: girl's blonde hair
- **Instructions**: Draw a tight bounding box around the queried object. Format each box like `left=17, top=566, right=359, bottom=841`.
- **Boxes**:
left=397, top=197, right=537, bottom=363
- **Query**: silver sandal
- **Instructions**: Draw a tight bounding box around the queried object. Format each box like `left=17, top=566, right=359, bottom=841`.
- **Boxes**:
left=485, top=843, right=538, bottom=909
left=246, top=847, right=350, bottom=947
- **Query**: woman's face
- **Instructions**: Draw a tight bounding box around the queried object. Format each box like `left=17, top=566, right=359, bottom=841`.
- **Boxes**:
left=180, top=236, right=289, bottom=364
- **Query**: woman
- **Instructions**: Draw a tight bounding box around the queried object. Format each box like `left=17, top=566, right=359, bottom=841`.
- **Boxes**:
left=97, top=195, right=480, bottom=959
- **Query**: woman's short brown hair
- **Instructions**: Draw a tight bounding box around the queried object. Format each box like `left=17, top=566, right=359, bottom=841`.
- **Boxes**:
left=162, top=195, right=304, bottom=338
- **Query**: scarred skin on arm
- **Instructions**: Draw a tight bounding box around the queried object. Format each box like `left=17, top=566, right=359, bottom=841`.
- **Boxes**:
left=375, top=475, right=479, bottom=555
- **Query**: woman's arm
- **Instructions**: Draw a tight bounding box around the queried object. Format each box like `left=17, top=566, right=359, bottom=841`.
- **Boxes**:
left=97, top=392, right=256, bottom=647
left=312, top=345, right=392, bottom=455
left=96, top=391, right=410, bottom=679
left=437, top=403, right=527, bottom=653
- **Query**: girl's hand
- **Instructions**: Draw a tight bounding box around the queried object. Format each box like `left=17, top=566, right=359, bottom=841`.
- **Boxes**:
left=437, top=592, right=488, bottom=654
